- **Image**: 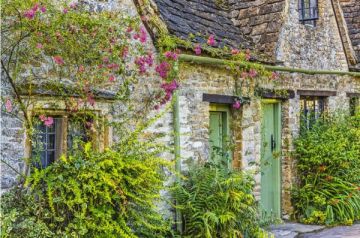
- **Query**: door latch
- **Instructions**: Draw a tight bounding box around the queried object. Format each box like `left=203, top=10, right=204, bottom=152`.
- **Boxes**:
left=271, top=134, right=276, bottom=152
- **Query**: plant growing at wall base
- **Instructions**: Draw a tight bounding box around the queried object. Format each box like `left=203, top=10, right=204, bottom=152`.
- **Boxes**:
left=172, top=161, right=268, bottom=238
left=1, top=132, right=172, bottom=237
left=292, top=113, right=360, bottom=225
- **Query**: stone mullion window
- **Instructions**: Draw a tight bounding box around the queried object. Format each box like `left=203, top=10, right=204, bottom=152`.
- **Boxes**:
left=300, top=96, right=326, bottom=130
left=299, top=0, right=319, bottom=26
left=33, top=118, right=62, bottom=168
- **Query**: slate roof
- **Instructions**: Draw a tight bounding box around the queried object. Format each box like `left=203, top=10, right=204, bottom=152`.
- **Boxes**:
left=153, top=0, right=254, bottom=49
left=340, top=0, right=360, bottom=70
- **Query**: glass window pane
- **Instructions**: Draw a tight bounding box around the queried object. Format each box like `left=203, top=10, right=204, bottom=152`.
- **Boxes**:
left=47, top=134, right=56, bottom=150
left=32, top=117, right=59, bottom=169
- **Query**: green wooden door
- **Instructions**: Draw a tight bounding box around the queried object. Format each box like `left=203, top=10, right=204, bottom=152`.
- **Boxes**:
left=261, top=102, right=281, bottom=219
left=209, top=110, right=229, bottom=168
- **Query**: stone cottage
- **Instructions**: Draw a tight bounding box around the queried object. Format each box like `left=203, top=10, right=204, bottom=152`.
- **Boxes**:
left=1, top=0, right=360, bottom=221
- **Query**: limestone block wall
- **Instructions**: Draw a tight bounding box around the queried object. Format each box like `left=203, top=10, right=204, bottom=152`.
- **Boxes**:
left=277, top=0, right=349, bottom=70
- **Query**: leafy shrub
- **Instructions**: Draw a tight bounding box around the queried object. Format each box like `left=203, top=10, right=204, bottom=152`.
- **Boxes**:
left=1, top=138, right=171, bottom=237
left=172, top=161, right=267, bottom=238
left=292, top=113, right=360, bottom=225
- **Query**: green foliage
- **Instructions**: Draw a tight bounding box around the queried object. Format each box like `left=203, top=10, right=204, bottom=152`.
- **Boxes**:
left=1, top=134, right=172, bottom=237
left=292, top=113, right=360, bottom=225
left=0, top=188, right=54, bottom=238
left=172, top=161, right=267, bottom=238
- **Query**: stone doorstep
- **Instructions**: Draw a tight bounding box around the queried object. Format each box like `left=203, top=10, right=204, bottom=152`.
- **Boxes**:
left=268, top=222, right=326, bottom=238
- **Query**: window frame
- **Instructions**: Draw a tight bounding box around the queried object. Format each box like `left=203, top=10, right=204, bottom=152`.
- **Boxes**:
left=209, top=104, right=232, bottom=169
left=27, top=109, right=111, bottom=169
left=299, top=0, right=319, bottom=26
left=300, top=96, right=327, bottom=130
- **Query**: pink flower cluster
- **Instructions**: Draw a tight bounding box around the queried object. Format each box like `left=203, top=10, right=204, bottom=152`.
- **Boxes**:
left=53, top=55, right=64, bottom=65
left=231, top=48, right=240, bottom=55
left=155, top=61, right=171, bottom=79
left=107, top=63, right=119, bottom=70
left=232, top=100, right=241, bottom=110
left=271, top=72, right=279, bottom=80
left=24, top=3, right=46, bottom=20
left=135, top=53, right=153, bottom=74
left=240, top=69, right=257, bottom=79
left=194, top=44, right=202, bottom=55
left=5, top=99, right=12, bottom=112
left=207, top=35, right=216, bottom=46
left=155, top=80, right=179, bottom=109
left=133, top=26, right=147, bottom=44
left=248, top=68, right=257, bottom=78
left=39, top=115, right=54, bottom=127
left=164, top=51, right=178, bottom=60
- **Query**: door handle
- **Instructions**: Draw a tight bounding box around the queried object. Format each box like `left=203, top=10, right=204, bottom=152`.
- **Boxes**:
left=271, top=134, right=276, bottom=152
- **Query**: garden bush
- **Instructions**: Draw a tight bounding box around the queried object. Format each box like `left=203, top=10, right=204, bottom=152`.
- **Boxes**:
left=1, top=136, right=171, bottom=237
left=172, top=161, right=268, bottom=238
left=292, top=113, right=360, bottom=225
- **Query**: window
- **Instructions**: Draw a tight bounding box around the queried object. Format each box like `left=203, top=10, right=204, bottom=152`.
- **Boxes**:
left=299, top=0, right=318, bottom=26
left=32, top=118, right=62, bottom=168
left=32, top=115, right=94, bottom=168
left=209, top=104, right=231, bottom=168
left=300, top=96, right=326, bottom=130
left=349, top=97, right=359, bottom=116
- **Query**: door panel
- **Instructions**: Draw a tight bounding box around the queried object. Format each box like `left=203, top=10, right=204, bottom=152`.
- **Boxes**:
left=261, top=103, right=281, bottom=219
left=209, top=112, right=223, bottom=165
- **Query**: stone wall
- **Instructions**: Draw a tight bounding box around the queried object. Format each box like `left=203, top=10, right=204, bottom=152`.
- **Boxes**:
left=277, top=0, right=348, bottom=70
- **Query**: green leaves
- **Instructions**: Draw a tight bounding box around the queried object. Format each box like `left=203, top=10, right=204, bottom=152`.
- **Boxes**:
left=293, top=113, right=360, bottom=225
left=1, top=134, right=171, bottom=237
left=173, top=162, right=266, bottom=238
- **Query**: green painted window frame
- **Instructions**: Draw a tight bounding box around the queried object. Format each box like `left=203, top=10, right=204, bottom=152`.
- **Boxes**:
left=209, top=104, right=232, bottom=169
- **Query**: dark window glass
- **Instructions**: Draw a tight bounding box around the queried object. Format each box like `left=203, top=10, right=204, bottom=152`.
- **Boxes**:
left=299, top=0, right=318, bottom=26
left=67, top=116, right=92, bottom=153
left=350, top=97, right=359, bottom=116
left=32, top=118, right=60, bottom=168
left=300, top=96, right=326, bottom=130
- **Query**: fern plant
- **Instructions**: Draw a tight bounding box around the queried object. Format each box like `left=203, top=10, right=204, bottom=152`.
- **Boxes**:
left=172, top=161, right=267, bottom=238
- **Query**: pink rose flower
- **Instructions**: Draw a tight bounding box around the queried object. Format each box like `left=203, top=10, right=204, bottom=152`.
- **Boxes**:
left=53, top=56, right=64, bottom=65
left=44, top=117, right=54, bottom=127
left=231, top=48, right=240, bottom=55
left=194, top=44, right=202, bottom=55
left=39, top=114, right=46, bottom=121
left=139, top=26, right=147, bottom=43
left=24, top=9, right=36, bottom=19
left=164, top=51, right=178, bottom=60
left=271, top=72, right=279, bottom=80
left=207, top=35, right=216, bottom=46
left=5, top=99, right=12, bottom=112
left=249, top=69, right=257, bottom=78
left=155, top=61, right=171, bottom=79
left=32, top=3, right=39, bottom=12
left=232, top=100, right=241, bottom=109
left=109, top=75, right=115, bottom=82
